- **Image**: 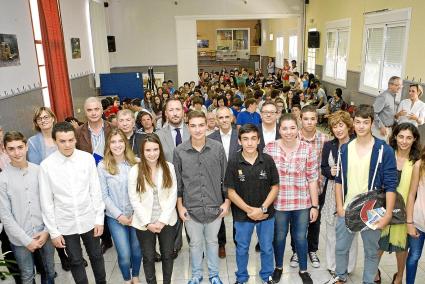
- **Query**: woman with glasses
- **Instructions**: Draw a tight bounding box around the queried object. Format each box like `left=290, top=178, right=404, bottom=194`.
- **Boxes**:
left=395, top=84, right=425, bottom=127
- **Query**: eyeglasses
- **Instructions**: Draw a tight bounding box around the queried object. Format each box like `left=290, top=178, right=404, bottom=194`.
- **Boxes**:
left=36, top=115, right=51, bottom=122
left=261, top=111, right=277, bottom=115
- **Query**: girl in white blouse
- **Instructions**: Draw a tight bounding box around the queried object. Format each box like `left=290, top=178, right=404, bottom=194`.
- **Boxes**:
left=395, top=84, right=425, bottom=127
left=128, top=133, right=177, bottom=284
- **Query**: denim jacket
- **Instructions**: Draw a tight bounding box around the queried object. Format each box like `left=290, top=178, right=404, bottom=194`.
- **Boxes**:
left=27, top=133, right=46, bottom=165
left=335, top=137, right=397, bottom=201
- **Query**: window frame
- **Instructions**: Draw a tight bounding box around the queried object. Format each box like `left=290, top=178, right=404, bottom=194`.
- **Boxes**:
left=275, top=36, right=284, bottom=69
left=359, top=8, right=411, bottom=96
left=306, top=28, right=317, bottom=74
left=323, top=18, right=351, bottom=87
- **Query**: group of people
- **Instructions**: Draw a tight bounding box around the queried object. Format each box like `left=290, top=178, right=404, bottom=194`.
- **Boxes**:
left=0, top=66, right=425, bottom=284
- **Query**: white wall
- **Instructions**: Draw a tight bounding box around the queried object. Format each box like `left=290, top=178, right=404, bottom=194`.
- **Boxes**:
left=106, top=0, right=304, bottom=68
left=0, top=0, right=40, bottom=97
left=59, top=0, right=95, bottom=79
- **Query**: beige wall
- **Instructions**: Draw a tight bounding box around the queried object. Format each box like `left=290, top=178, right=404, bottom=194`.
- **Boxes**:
left=305, top=0, right=425, bottom=80
left=261, top=17, right=300, bottom=58
left=196, top=20, right=260, bottom=53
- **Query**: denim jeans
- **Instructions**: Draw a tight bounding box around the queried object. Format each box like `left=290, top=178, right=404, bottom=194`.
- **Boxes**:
left=335, top=216, right=381, bottom=284
left=184, top=217, right=222, bottom=279
left=63, top=229, right=106, bottom=284
left=11, top=239, right=55, bottom=284
left=107, top=216, right=142, bottom=281
left=406, top=228, right=425, bottom=284
left=234, top=218, right=274, bottom=282
left=274, top=209, right=309, bottom=271
left=136, top=225, right=176, bottom=284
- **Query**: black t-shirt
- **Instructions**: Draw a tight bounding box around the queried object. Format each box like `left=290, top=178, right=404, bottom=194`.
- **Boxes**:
left=224, top=151, right=279, bottom=222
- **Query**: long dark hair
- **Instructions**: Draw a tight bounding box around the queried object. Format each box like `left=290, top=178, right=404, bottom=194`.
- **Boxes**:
left=389, top=123, right=421, bottom=162
left=136, top=134, right=172, bottom=193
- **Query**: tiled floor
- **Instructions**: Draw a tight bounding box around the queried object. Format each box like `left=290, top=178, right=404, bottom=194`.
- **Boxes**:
left=2, top=217, right=425, bottom=283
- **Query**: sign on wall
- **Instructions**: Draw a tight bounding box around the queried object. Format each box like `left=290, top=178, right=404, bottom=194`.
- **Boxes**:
left=0, top=33, right=20, bottom=67
left=71, top=37, right=81, bottom=59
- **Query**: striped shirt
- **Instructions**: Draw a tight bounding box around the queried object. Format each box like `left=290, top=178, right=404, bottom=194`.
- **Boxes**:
left=264, top=140, right=318, bottom=211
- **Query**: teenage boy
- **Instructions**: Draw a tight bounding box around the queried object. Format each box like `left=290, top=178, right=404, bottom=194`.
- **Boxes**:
left=174, top=110, right=230, bottom=284
left=326, top=105, right=397, bottom=284
left=225, top=124, right=279, bottom=284
left=0, top=131, right=55, bottom=284
left=236, top=98, right=261, bottom=130
left=39, top=122, right=107, bottom=284
left=290, top=105, right=329, bottom=269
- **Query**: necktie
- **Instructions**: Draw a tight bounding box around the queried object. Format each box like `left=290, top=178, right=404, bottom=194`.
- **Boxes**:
left=175, top=128, right=182, bottom=146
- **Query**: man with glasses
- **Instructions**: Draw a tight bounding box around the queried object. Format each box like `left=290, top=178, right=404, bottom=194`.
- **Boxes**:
left=372, top=76, right=402, bottom=141
left=259, top=102, right=281, bottom=151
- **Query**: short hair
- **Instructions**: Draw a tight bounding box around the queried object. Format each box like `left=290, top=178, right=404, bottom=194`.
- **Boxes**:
left=238, top=123, right=259, bottom=140
left=271, top=89, right=280, bottom=99
left=245, top=98, right=257, bottom=108
left=335, top=88, right=343, bottom=98
left=328, top=110, right=353, bottom=134
left=292, top=104, right=301, bottom=110
left=3, top=131, right=27, bottom=147
left=309, top=83, right=317, bottom=89
left=388, top=76, right=401, bottom=86
left=84, top=97, right=102, bottom=109
left=187, top=110, right=206, bottom=122
left=291, top=60, right=297, bottom=64
left=32, top=107, right=57, bottom=132
left=261, top=101, right=277, bottom=112
left=354, top=104, right=374, bottom=122
left=117, top=109, right=135, bottom=119
left=232, top=97, right=243, bottom=107
left=275, top=98, right=285, bottom=105
left=282, top=86, right=291, bottom=93
left=191, top=96, right=203, bottom=106
left=52, top=122, right=76, bottom=140
left=164, top=98, right=183, bottom=111
left=131, top=98, right=141, bottom=106
left=301, top=105, right=317, bottom=117
left=254, top=90, right=264, bottom=99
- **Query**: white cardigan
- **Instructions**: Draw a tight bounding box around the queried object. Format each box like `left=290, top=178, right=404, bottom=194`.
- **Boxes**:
left=128, top=162, right=178, bottom=231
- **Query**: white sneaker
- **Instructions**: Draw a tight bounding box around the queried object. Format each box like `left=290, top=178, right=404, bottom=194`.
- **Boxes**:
left=323, top=275, right=345, bottom=284
left=309, top=252, right=320, bottom=268
left=289, top=253, right=299, bottom=268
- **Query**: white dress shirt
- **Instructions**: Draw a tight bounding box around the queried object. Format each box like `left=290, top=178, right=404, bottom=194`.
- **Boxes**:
left=39, top=149, right=105, bottom=239
left=220, top=129, right=232, bottom=161
left=397, top=98, right=425, bottom=127
left=262, top=124, right=277, bottom=146
left=170, top=122, right=185, bottom=146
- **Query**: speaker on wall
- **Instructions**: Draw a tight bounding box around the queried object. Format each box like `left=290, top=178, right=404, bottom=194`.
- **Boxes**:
left=308, top=31, right=320, bottom=48
left=107, top=36, right=116, bottom=52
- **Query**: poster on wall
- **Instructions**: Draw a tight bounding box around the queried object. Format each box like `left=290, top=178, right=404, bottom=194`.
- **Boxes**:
left=71, top=38, right=81, bottom=59
left=0, top=33, right=20, bottom=67
left=197, top=40, right=209, bottom=48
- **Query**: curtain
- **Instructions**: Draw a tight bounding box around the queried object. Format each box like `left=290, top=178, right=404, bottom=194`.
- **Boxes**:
left=38, top=0, right=73, bottom=121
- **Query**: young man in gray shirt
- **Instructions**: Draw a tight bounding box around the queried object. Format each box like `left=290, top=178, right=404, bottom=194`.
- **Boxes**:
left=174, top=110, right=230, bottom=284
left=0, top=131, right=55, bottom=284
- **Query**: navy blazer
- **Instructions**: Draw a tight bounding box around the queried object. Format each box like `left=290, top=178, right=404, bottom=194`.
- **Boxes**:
left=258, top=123, right=281, bottom=151
left=208, top=127, right=241, bottom=160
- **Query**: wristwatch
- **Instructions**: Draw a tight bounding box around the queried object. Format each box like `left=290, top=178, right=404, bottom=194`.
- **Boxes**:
left=311, top=205, right=319, bottom=210
left=261, top=206, right=268, bottom=213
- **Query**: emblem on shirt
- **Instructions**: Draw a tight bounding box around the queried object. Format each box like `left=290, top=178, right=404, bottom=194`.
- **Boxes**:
left=259, top=170, right=268, bottom=179
left=238, top=169, right=245, bottom=182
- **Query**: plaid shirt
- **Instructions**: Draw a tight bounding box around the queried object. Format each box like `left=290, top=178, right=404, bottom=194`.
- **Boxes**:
left=299, top=130, right=329, bottom=190
left=264, top=140, right=318, bottom=211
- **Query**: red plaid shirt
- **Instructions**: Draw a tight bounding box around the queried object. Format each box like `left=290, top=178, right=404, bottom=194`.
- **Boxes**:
left=299, top=130, right=329, bottom=190
left=264, top=140, right=319, bottom=211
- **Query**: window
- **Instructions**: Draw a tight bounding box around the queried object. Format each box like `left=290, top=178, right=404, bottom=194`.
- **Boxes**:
left=275, top=36, right=284, bottom=69
left=324, top=19, right=350, bottom=86
left=307, top=28, right=316, bottom=74
left=289, top=35, right=297, bottom=61
left=360, top=9, right=411, bottom=95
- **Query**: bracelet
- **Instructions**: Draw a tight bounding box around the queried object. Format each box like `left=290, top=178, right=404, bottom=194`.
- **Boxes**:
left=407, top=222, right=414, bottom=224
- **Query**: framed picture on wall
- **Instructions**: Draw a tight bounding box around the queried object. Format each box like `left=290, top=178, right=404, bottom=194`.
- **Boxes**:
left=71, top=38, right=81, bottom=59
left=0, top=33, right=20, bottom=67
left=197, top=39, right=209, bottom=48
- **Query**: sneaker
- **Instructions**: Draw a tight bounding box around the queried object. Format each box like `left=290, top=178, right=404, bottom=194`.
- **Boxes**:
left=263, top=276, right=274, bottom=284
left=323, top=275, right=346, bottom=284
left=298, top=271, right=313, bottom=284
left=309, top=251, right=320, bottom=268
left=272, top=268, right=283, bottom=283
left=289, top=253, right=299, bottom=268
left=328, top=269, right=336, bottom=277
left=188, top=276, right=203, bottom=284
left=209, top=276, right=223, bottom=284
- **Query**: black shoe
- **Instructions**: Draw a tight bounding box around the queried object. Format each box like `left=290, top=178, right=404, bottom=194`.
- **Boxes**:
left=83, top=258, right=88, bottom=267
left=61, top=259, right=71, bottom=272
left=263, top=276, right=275, bottom=284
left=54, top=272, right=58, bottom=278
left=101, top=241, right=113, bottom=254
left=171, top=249, right=178, bottom=259
left=272, top=268, right=283, bottom=283
left=155, top=251, right=162, bottom=262
left=298, top=271, right=313, bottom=284
left=255, top=243, right=260, bottom=252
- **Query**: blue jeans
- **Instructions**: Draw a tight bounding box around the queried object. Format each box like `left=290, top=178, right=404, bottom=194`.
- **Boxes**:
left=406, top=228, right=425, bottom=284
left=107, top=216, right=142, bottom=281
left=335, top=216, right=381, bottom=284
left=185, top=217, right=222, bottom=279
left=234, top=218, right=274, bottom=282
left=11, top=239, right=55, bottom=284
left=274, top=209, right=309, bottom=271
